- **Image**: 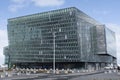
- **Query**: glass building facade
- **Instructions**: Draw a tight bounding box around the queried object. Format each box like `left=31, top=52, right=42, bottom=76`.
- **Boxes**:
left=4, top=7, right=116, bottom=69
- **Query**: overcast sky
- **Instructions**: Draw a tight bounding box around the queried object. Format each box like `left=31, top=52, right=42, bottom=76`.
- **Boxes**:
left=0, top=0, right=120, bottom=65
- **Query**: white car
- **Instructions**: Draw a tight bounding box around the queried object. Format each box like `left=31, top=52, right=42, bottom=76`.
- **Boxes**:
left=104, top=66, right=113, bottom=70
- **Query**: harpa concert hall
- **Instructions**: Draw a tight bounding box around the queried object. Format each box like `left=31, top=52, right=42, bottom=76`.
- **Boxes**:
left=4, top=7, right=116, bottom=70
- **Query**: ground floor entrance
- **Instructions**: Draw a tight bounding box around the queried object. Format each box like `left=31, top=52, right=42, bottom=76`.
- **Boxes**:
left=11, top=62, right=109, bottom=70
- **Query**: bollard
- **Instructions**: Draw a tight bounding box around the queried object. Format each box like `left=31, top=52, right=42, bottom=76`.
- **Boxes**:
left=62, top=69, right=64, bottom=71
left=72, top=70, right=74, bottom=73
left=83, top=70, right=85, bottom=72
left=77, top=70, right=79, bottom=73
left=108, top=70, right=112, bottom=73
left=47, top=70, right=50, bottom=73
left=104, top=71, right=107, bottom=74
left=17, top=72, right=21, bottom=75
left=33, top=70, right=36, bottom=74
left=1, top=74, right=5, bottom=78
left=113, top=70, right=116, bottom=73
left=56, top=71, right=59, bottom=74
left=50, top=68, right=52, bottom=71
left=8, top=74, right=12, bottom=77
left=64, top=70, right=68, bottom=74
left=26, top=72, right=30, bottom=75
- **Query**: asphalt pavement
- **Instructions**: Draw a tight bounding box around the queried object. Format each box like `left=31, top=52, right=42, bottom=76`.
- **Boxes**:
left=73, top=73, right=120, bottom=80
left=0, top=70, right=120, bottom=80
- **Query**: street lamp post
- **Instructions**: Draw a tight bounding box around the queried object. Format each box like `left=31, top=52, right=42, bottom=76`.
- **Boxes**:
left=53, top=32, right=55, bottom=74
